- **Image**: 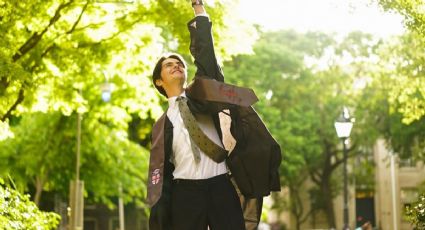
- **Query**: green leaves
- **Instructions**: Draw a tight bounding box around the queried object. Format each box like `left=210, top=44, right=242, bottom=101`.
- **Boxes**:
left=383, top=32, right=425, bottom=124
left=378, top=0, right=425, bottom=35
left=0, top=179, right=61, bottom=229
left=363, top=30, right=425, bottom=160
left=405, top=194, right=425, bottom=228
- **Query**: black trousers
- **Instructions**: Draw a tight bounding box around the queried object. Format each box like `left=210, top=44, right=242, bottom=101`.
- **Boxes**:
left=171, top=174, right=245, bottom=230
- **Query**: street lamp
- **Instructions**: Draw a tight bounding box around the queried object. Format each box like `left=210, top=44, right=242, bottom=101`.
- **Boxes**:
left=101, top=82, right=112, bottom=103
left=334, top=107, right=354, bottom=230
left=100, top=76, right=125, bottom=230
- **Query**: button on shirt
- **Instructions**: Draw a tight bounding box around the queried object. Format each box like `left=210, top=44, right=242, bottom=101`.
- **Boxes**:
left=167, top=93, right=228, bottom=180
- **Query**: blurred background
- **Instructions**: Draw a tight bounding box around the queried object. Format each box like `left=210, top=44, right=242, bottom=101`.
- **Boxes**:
left=0, top=0, right=424, bottom=229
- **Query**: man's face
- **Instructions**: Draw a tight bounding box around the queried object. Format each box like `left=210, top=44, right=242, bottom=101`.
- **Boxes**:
left=155, top=58, right=187, bottom=95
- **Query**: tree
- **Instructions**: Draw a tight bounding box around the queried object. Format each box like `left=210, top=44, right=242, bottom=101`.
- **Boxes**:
left=375, top=0, right=425, bottom=126
left=358, top=31, right=425, bottom=161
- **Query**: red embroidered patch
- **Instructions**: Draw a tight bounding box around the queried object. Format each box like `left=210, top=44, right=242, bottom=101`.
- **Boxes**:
left=219, top=85, right=237, bottom=99
left=151, top=169, right=160, bottom=185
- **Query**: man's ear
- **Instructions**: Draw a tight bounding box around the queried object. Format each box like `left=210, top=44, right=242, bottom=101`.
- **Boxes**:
left=155, top=79, right=163, bottom=87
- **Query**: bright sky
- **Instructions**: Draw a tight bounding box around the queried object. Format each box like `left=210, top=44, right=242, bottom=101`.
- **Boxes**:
left=236, top=0, right=405, bottom=37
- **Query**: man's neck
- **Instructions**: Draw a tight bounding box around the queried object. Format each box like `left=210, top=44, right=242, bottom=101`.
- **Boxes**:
left=166, top=88, right=185, bottom=98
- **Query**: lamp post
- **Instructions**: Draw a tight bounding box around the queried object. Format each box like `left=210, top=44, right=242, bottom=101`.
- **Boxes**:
left=334, top=107, right=354, bottom=230
left=101, top=77, right=125, bottom=230
left=70, top=89, right=84, bottom=230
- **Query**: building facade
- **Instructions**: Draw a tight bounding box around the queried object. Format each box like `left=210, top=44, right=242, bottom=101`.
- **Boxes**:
left=270, top=139, right=424, bottom=229
left=374, top=139, right=425, bottom=230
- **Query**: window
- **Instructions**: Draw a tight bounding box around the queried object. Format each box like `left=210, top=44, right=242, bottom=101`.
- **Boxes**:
left=401, top=188, right=419, bottom=203
left=84, top=218, right=98, bottom=230
left=109, top=217, right=120, bottom=230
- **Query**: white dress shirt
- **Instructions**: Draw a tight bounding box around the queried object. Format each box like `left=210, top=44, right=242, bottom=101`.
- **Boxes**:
left=167, top=92, right=228, bottom=180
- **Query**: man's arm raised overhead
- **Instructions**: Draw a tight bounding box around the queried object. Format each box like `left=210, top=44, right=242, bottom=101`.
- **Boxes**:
left=188, top=0, right=224, bottom=82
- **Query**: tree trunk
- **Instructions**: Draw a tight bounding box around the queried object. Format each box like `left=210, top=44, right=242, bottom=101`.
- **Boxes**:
left=322, top=178, right=336, bottom=228
left=294, top=190, right=302, bottom=230
left=290, top=180, right=314, bottom=230
left=34, top=176, right=45, bottom=206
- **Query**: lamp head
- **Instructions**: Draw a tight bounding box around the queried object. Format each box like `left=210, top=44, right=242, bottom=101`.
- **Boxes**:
left=101, top=82, right=112, bottom=102
left=334, top=107, right=354, bottom=138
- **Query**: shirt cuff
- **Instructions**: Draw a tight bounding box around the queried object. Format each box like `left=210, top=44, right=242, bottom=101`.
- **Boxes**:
left=195, top=12, right=209, bottom=17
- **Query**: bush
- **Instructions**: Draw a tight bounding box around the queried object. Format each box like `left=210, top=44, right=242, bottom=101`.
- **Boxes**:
left=0, top=178, right=61, bottom=230
left=406, top=194, right=425, bottom=229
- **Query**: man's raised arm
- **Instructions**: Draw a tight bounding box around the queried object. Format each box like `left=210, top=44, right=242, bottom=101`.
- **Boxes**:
left=188, top=0, right=224, bottom=82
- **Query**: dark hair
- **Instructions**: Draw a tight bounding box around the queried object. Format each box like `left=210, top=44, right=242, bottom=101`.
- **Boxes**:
left=152, top=53, right=187, bottom=97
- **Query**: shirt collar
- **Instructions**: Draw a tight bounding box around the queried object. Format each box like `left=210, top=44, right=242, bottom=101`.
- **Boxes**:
left=168, top=92, right=186, bottom=108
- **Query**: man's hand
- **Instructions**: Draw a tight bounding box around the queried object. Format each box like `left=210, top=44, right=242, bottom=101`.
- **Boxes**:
left=191, top=0, right=206, bottom=15
left=191, top=0, right=203, bottom=6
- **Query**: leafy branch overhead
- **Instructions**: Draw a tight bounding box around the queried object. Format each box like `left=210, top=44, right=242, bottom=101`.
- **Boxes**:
left=0, top=0, right=255, bottom=122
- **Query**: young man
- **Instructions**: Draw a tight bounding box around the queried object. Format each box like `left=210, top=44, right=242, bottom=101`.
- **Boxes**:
left=147, top=1, right=282, bottom=229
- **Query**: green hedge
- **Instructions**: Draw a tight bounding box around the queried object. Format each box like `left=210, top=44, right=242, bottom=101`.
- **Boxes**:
left=0, top=178, right=60, bottom=230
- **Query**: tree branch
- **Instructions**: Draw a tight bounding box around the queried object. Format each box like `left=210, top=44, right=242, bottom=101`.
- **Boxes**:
left=0, top=76, right=9, bottom=92
left=299, top=207, right=315, bottom=225
left=67, top=1, right=89, bottom=34
left=331, top=141, right=357, bottom=171
left=28, top=44, right=57, bottom=73
left=12, top=0, right=74, bottom=62
left=4, top=1, right=80, bottom=120
left=309, top=170, right=321, bottom=185
left=1, top=88, right=24, bottom=122
left=27, top=2, right=88, bottom=71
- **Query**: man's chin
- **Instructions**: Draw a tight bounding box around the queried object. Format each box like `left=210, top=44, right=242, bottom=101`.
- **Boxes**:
left=173, top=74, right=186, bottom=80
